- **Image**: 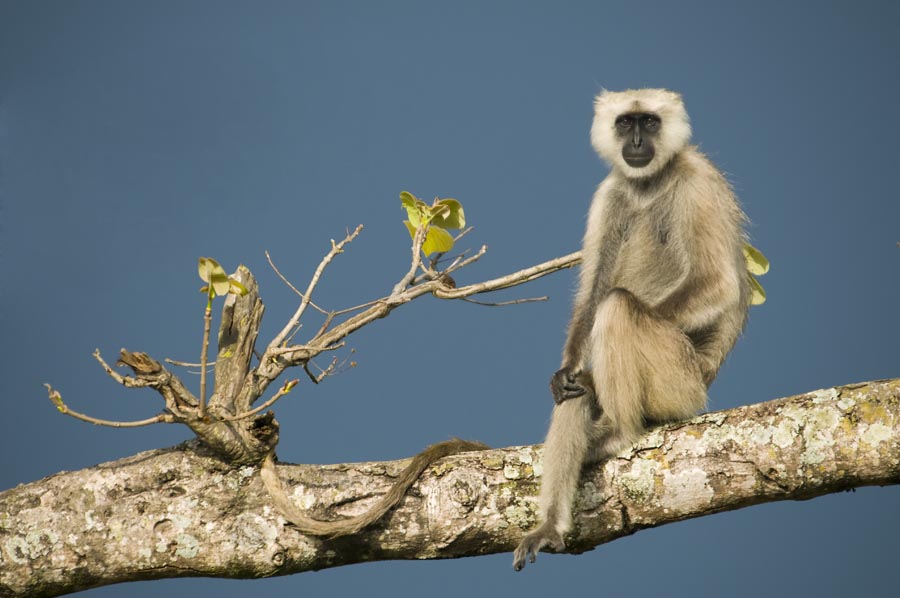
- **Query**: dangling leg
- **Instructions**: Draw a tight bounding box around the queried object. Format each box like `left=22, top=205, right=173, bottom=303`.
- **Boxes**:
left=513, top=289, right=707, bottom=571
left=513, top=392, right=598, bottom=571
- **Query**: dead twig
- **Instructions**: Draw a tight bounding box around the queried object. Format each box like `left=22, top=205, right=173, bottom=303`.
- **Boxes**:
left=221, top=380, right=299, bottom=422
left=268, top=225, right=364, bottom=351
left=265, top=250, right=328, bottom=315
left=43, top=384, right=175, bottom=428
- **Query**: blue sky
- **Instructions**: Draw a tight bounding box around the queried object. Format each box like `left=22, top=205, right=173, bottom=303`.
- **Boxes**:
left=2, top=2, right=899, bottom=596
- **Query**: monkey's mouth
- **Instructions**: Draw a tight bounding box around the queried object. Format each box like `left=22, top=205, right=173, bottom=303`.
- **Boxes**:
left=623, top=156, right=653, bottom=168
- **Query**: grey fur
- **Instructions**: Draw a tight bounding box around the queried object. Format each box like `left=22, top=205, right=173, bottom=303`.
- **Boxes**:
left=513, top=89, right=750, bottom=571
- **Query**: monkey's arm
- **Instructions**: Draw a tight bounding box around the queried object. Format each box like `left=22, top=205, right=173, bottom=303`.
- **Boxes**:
left=552, top=186, right=622, bottom=403
left=553, top=264, right=608, bottom=403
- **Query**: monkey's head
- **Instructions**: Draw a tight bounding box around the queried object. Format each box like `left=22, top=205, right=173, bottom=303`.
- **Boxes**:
left=591, top=88, right=691, bottom=179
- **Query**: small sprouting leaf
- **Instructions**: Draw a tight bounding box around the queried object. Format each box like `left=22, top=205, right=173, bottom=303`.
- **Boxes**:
left=401, top=192, right=467, bottom=255
left=228, top=278, right=249, bottom=296
left=744, top=243, right=769, bottom=276
left=198, top=257, right=230, bottom=296
left=210, top=275, right=230, bottom=297
left=749, top=274, right=766, bottom=305
left=432, top=198, right=465, bottom=229
left=44, top=384, right=65, bottom=411
left=400, top=191, right=429, bottom=228
left=422, top=226, right=455, bottom=255
left=198, top=257, right=217, bottom=283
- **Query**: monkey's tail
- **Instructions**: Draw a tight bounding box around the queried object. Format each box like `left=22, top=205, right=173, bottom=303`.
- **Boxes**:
left=260, top=438, right=489, bottom=539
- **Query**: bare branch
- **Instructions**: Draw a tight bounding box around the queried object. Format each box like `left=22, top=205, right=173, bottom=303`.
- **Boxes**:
left=268, top=225, right=364, bottom=351
left=445, top=243, right=488, bottom=273
left=313, top=311, right=337, bottom=339
left=199, top=302, right=212, bottom=418
left=73, top=247, right=578, bottom=457
left=221, top=380, right=298, bottom=422
left=433, top=251, right=581, bottom=299
left=390, top=224, right=427, bottom=296
left=331, top=297, right=387, bottom=317
left=454, top=226, right=474, bottom=242
left=43, top=384, right=175, bottom=428
left=94, top=349, right=154, bottom=388
left=267, top=342, right=345, bottom=358
left=164, top=357, right=215, bottom=369
left=68, top=243, right=578, bottom=466
left=309, top=250, right=580, bottom=352
left=265, top=250, right=328, bottom=315
left=97, top=349, right=199, bottom=418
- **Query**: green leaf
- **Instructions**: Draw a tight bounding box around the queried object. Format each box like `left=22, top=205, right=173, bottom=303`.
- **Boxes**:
left=400, top=191, right=429, bottom=228
left=431, top=198, right=465, bottom=229
left=422, top=226, right=455, bottom=255
left=749, top=274, right=766, bottom=306
left=743, top=243, right=769, bottom=276
left=198, top=257, right=230, bottom=297
left=211, top=274, right=230, bottom=297
left=197, top=257, right=218, bottom=283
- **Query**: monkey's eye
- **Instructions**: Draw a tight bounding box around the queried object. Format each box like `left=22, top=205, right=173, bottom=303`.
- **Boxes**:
left=615, top=116, right=633, bottom=130
left=642, top=116, right=660, bottom=130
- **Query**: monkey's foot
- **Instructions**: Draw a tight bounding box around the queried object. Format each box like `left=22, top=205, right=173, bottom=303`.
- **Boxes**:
left=550, top=368, right=588, bottom=404
left=512, top=525, right=565, bottom=571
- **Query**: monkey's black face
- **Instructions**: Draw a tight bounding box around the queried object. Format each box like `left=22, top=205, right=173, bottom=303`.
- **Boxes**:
left=616, top=112, right=660, bottom=168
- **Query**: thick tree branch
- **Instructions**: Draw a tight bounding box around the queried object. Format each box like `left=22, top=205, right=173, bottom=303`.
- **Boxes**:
left=214, top=265, right=264, bottom=414
left=4, top=379, right=898, bottom=597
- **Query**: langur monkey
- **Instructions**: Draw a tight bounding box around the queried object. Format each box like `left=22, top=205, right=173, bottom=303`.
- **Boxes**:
left=513, top=89, right=750, bottom=570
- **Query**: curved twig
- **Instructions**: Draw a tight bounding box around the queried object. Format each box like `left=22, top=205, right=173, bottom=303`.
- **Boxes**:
left=268, top=225, right=364, bottom=351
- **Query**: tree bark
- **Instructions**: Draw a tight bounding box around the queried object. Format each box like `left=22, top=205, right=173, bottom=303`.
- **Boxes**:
left=2, top=379, right=898, bottom=597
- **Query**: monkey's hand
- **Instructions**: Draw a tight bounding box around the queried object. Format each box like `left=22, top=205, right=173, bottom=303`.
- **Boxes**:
left=550, top=367, right=588, bottom=404
left=513, top=524, right=565, bottom=571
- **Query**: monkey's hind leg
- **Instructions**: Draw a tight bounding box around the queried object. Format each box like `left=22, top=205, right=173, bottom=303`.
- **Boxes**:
left=513, top=394, right=600, bottom=571
left=597, top=288, right=707, bottom=426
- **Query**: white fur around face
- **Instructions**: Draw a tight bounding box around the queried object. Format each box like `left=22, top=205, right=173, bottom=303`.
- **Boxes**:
left=590, top=88, right=692, bottom=178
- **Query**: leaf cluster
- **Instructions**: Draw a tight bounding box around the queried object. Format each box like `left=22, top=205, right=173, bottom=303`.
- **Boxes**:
left=400, top=191, right=466, bottom=256
left=198, top=257, right=249, bottom=301
left=743, top=243, right=769, bottom=306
